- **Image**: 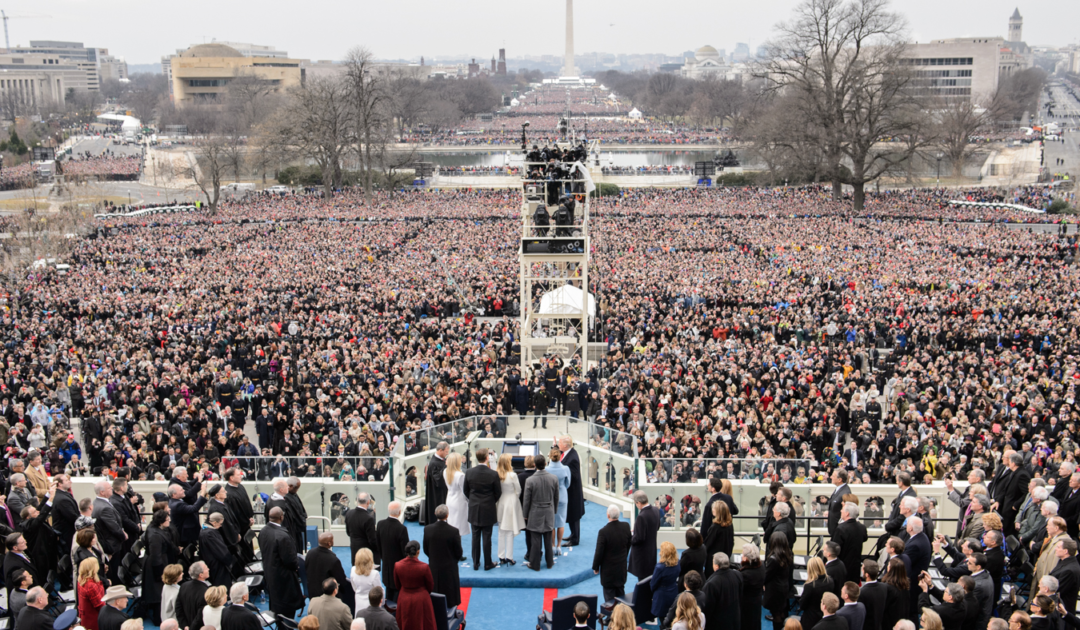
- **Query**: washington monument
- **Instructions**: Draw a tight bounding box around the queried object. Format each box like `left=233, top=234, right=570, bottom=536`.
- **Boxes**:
left=562, top=0, right=580, bottom=77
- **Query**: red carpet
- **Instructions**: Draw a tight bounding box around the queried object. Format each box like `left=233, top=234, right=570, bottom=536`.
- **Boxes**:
left=542, top=588, right=559, bottom=612
left=458, top=587, right=472, bottom=617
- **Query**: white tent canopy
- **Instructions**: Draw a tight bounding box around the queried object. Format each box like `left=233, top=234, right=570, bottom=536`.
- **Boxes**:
left=627, top=108, right=643, bottom=119
left=96, top=113, right=141, bottom=131
left=537, top=285, right=596, bottom=319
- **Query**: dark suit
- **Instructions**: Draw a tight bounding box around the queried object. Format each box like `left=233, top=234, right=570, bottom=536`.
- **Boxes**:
left=826, top=559, right=848, bottom=597
left=305, top=545, right=355, bottom=614
left=801, top=577, right=835, bottom=630
left=376, top=516, right=408, bottom=601
left=52, top=490, right=80, bottom=562
left=903, top=532, right=932, bottom=619
left=1062, top=488, right=1080, bottom=539
left=832, top=518, right=869, bottom=583
left=356, top=604, right=400, bottom=630
left=592, top=519, right=632, bottom=602
left=811, top=615, right=850, bottom=630
left=766, top=516, right=797, bottom=552
left=199, top=526, right=234, bottom=587
left=13, top=606, right=54, bottom=630
left=221, top=604, right=263, bottom=630
left=837, top=603, right=865, bottom=630
left=97, top=604, right=129, bottom=630
left=701, top=490, right=739, bottom=535
left=918, top=590, right=966, bottom=630
left=345, top=506, right=379, bottom=565
left=1050, top=556, right=1080, bottom=616
left=828, top=483, right=851, bottom=535
left=424, top=455, right=448, bottom=526
left=259, top=522, right=304, bottom=617
left=423, top=519, right=463, bottom=608
left=991, top=466, right=1031, bottom=535
left=176, top=579, right=210, bottom=630
left=462, top=463, right=501, bottom=568
left=3, top=551, right=38, bottom=593
left=986, top=546, right=1005, bottom=605
left=562, top=446, right=585, bottom=544
left=628, top=504, right=660, bottom=580
left=169, top=495, right=208, bottom=546
left=858, top=581, right=889, bottom=630
left=92, top=496, right=125, bottom=558
left=702, top=566, right=743, bottom=630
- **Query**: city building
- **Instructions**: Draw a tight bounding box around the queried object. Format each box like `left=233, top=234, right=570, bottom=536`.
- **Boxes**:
left=7, top=41, right=127, bottom=90
left=0, top=61, right=69, bottom=115
left=162, top=41, right=289, bottom=94
left=169, top=43, right=302, bottom=107
left=902, top=9, right=1032, bottom=100
left=681, top=45, right=731, bottom=79
left=732, top=43, right=750, bottom=63
left=497, top=49, right=507, bottom=75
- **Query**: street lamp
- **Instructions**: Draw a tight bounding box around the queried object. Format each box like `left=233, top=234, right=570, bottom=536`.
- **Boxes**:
left=935, top=152, right=944, bottom=185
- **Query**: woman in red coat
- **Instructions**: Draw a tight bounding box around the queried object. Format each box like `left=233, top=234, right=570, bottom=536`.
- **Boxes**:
left=394, top=540, right=436, bottom=630
left=77, top=556, right=105, bottom=630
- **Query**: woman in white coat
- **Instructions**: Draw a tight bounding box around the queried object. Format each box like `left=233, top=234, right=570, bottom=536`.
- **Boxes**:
left=444, top=452, right=470, bottom=536
left=495, top=453, right=526, bottom=565
left=348, top=548, right=381, bottom=615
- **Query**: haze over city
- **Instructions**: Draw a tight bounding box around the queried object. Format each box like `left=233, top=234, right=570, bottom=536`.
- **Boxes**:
left=6, top=0, right=1080, bottom=65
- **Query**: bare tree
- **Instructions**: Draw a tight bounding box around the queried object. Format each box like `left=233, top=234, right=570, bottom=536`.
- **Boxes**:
left=342, top=48, right=391, bottom=203
left=934, top=96, right=990, bottom=178
left=760, top=0, right=927, bottom=208
left=184, top=134, right=228, bottom=214
left=267, top=76, right=351, bottom=197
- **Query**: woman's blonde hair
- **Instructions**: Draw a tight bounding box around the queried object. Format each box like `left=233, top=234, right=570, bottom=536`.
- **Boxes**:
left=162, top=563, right=184, bottom=586
left=922, top=609, right=944, bottom=630
left=497, top=454, right=514, bottom=481
left=783, top=618, right=803, bottom=630
left=298, top=615, right=320, bottom=630
left=714, top=501, right=732, bottom=527
left=445, top=452, right=463, bottom=485
left=609, top=603, right=636, bottom=630
left=969, top=483, right=988, bottom=497
left=205, top=585, right=228, bottom=608
left=355, top=547, right=374, bottom=575
left=549, top=447, right=562, bottom=463
left=806, top=556, right=827, bottom=583
left=660, top=541, right=678, bottom=566
left=674, top=592, right=702, bottom=630
left=78, top=557, right=100, bottom=585
left=981, top=512, right=1002, bottom=531
left=720, top=479, right=733, bottom=496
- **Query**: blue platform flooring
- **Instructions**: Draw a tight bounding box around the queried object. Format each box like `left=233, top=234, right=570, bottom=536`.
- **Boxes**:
left=137, top=499, right=777, bottom=629
left=389, top=500, right=610, bottom=588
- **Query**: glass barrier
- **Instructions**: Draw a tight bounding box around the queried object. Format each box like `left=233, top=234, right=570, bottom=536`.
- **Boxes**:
left=393, top=415, right=639, bottom=505
left=640, top=457, right=816, bottom=484
left=185, top=454, right=394, bottom=483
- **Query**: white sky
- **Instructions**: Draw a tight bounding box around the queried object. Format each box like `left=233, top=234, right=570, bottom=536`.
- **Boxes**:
left=5, top=0, right=1078, bottom=65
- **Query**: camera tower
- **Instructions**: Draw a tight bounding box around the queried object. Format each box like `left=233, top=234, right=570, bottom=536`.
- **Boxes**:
left=518, top=111, right=596, bottom=378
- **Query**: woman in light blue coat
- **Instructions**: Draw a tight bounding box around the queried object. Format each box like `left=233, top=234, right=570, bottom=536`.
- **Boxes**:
left=547, top=447, right=572, bottom=552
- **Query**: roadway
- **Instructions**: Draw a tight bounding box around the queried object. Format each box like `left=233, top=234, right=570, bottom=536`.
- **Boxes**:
left=68, top=136, right=145, bottom=159
left=1041, top=81, right=1080, bottom=180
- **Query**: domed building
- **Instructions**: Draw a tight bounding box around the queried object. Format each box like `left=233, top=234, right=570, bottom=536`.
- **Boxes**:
left=681, top=45, right=730, bottom=80
left=169, top=42, right=302, bottom=108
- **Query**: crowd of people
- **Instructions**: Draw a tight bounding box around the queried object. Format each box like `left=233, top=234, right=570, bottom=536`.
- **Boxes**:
left=0, top=178, right=1077, bottom=629
left=588, top=466, right=1080, bottom=630
left=59, top=154, right=142, bottom=182
left=402, top=115, right=737, bottom=147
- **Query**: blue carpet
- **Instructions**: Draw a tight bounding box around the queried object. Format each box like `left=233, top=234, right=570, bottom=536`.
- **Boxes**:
left=356, top=500, right=610, bottom=588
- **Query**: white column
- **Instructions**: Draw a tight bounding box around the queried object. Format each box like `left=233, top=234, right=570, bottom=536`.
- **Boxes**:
left=563, top=0, right=578, bottom=77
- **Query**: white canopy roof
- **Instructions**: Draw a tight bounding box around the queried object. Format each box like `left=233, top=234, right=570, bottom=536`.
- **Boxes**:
left=96, top=113, right=141, bottom=131
left=537, top=285, right=596, bottom=318
left=628, top=108, right=643, bottom=119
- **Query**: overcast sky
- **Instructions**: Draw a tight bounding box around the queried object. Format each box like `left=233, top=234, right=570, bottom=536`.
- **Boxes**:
left=6, top=0, right=1078, bottom=65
